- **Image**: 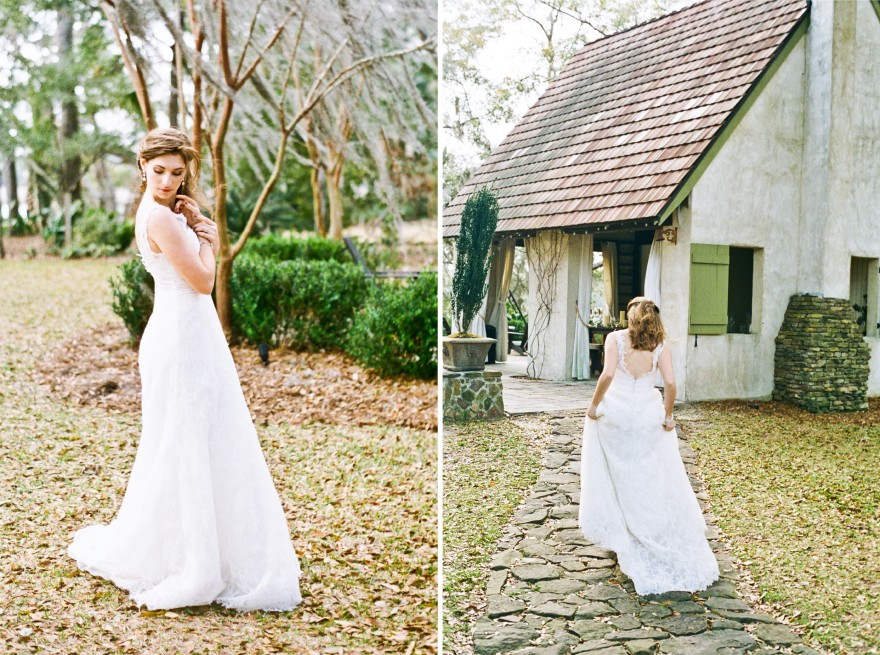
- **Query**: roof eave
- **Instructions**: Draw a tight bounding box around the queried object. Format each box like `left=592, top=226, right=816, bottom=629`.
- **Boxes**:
left=655, top=5, right=812, bottom=226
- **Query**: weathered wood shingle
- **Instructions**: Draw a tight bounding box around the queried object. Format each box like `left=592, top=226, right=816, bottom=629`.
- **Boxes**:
left=443, top=0, right=809, bottom=237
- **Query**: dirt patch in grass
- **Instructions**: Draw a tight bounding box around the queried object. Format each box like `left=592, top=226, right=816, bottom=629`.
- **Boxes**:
left=442, top=415, right=553, bottom=655
left=0, top=260, right=437, bottom=654
left=680, top=399, right=880, bottom=655
left=33, top=322, right=437, bottom=432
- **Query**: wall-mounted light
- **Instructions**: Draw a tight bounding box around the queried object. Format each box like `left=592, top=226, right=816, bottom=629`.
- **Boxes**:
left=654, top=227, right=677, bottom=244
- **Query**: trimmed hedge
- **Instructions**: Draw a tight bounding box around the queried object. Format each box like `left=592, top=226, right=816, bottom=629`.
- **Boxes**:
left=243, top=233, right=349, bottom=264
left=110, top=258, right=154, bottom=343
left=230, top=255, right=368, bottom=350
left=346, top=273, right=438, bottom=379
left=109, top=245, right=436, bottom=379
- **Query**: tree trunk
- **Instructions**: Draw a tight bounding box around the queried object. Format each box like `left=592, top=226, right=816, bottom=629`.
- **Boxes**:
left=169, top=40, right=179, bottom=127
left=62, top=192, right=72, bottom=249
left=215, top=254, right=234, bottom=343
left=327, top=152, right=344, bottom=240
left=0, top=161, right=5, bottom=259
left=210, top=110, right=234, bottom=341
left=310, top=165, right=326, bottom=237
left=95, top=157, right=116, bottom=212
left=3, top=158, right=20, bottom=224
left=58, top=7, right=81, bottom=218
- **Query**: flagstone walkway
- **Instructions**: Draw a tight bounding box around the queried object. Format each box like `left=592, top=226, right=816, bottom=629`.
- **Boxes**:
left=487, top=356, right=597, bottom=415
left=470, top=411, right=823, bottom=655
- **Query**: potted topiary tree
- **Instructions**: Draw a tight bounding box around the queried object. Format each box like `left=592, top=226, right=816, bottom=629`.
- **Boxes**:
left=444, top=186, right=499, bottom=370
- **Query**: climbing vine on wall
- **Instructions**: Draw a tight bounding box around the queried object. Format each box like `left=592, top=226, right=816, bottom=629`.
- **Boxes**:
left=525, top=230, right=565, bottom=379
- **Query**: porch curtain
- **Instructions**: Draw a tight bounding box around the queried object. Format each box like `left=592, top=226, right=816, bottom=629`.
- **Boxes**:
left=571, top=234, right=593, bottom=379
left=486, top=238, right=515, bottom=362
left=464, top=289, right=488, bottom=336
left=644, top=237, right=662, bottom=306
left=601, top=242, right=618, bottom=323
left=644, top=237, right=664, bottom=386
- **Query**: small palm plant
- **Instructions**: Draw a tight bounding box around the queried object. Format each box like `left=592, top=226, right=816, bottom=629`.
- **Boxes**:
left=451, top=187, right=499, bottom=335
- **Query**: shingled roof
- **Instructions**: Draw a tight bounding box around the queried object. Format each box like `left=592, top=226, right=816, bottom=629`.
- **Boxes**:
left=443, top=0, right=810, bottom=237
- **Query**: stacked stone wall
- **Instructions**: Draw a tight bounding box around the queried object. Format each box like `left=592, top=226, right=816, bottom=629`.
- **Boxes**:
left=443, top=370, right=504, bottom=422
left=774, top=294, right=869, bottom=412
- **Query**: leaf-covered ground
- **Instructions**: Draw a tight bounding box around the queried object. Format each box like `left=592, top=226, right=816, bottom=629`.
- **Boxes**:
left=441, top=415, right=551, bottom=655
left=34, top=323, right=436, bottom=431
left=0, top=259, right=437, bottom=654
left=680, top=400, right=880, bottom=655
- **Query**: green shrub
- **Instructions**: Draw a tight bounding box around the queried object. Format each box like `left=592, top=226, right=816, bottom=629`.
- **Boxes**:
left=62, top=207, right=135, bottom=258
left=243, top=233, right=349, bottom=263
left=346, top=273, right=438, bottom=379
left=110, top=258, right=154, bottom=343
left=230, top=255, right=368, bottom=350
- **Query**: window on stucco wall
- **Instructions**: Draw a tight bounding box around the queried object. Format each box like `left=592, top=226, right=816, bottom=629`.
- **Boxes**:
left=688, top=244, right=760, bottom=335
left=849, top=256, right=879, bottom=338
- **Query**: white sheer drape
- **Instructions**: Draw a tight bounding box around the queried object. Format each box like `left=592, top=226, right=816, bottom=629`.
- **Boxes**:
left=572, top=234, right=593, bottom=379
left=601, top=242, right=618, bottom=323
left=486, top=239, right=516, bottom=362
left=644, top=236, right=664, bottom=386
left=463, top=290, right=488, bottom=336
left=644, top=237, right=662, bottom=306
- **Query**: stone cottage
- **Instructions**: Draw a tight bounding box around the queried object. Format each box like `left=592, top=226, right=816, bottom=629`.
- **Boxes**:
left=443, top=0, right=880, bottom=408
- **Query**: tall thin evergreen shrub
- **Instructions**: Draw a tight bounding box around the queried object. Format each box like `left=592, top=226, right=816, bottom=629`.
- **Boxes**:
left=451, top=187, right=498, bottom=334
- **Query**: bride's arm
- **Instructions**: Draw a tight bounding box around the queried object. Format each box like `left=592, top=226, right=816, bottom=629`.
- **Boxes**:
left=657, top=347, right=677, bottom=430
left=147, top=207, right=216, bottom=295
left=586, top=332, right=618, bottom=419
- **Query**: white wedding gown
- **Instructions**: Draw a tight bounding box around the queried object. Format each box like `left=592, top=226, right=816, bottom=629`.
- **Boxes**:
left=579, top=331, right=718, bottom=595
left=67, top=199, right=302, bottom=611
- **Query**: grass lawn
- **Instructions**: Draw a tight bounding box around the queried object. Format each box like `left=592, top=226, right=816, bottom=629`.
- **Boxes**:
left=681, top=400, right=880, bottom=655
left=0, top=259, right=436, bottom=654
left=441, top=415, right=551, bottom=655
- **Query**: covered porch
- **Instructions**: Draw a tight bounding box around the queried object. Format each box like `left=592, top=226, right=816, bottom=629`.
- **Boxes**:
left=479, top=220, right=668, bottom=382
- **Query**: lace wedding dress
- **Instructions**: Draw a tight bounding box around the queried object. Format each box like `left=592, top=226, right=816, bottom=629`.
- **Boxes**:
left=67, top=199, right=302, bottom=611
left=578, top=330, right=718, bottom=595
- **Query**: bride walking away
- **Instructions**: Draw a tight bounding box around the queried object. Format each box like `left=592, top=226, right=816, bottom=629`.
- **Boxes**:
left=579, top=296, right=719, bottom=595
left=67, top=127, right=302, bottom=611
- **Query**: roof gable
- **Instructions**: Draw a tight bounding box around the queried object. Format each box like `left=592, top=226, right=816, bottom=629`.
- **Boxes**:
left=443, top=0, right=809, bottom=237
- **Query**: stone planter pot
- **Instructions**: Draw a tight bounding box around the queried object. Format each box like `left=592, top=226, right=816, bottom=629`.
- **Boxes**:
left=442, top=336, right=497, bottom=371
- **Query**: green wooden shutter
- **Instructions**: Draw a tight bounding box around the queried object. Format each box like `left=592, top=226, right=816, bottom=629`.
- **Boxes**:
left=689, top=244, right=729, bottom=334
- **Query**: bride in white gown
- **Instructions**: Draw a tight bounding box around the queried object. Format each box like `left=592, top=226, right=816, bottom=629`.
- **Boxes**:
left=579, top=297, right=718, bottom=595
left=68, top=127, right=302, bottom=612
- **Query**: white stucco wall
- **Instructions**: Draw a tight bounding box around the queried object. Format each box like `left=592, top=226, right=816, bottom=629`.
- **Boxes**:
left=799, top=0, right=880, bottom=394
left=845, top=0, right=880, bottom=393
left=664, top=34, right=807, bottom=401
left=665, top=0, right=880, bottom=400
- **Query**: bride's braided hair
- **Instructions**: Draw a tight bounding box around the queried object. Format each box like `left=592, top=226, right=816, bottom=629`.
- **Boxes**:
left=137, top=127, right=209, bottom=209
left=627, top=296, right=666, bottom=351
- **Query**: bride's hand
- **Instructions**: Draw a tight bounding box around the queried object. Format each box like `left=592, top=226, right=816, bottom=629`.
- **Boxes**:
left=587, top=405, right=599, bottom=420
left=174, top=195, right=207, bottom=227
left=662, top=416, right=676, bottom=431
left=193, top=218, right=220, bottom=256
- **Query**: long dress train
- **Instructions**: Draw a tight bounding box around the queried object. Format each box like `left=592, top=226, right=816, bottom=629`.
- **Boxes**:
left=67, top=200, right=302, bottom=611
left=578, top=330, right=718, bottom=595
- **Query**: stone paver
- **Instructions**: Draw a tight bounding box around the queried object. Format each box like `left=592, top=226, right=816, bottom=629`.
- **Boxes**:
left=486, top=356, right=597, bottom=414
left=470, top=411, right=813, bottom=655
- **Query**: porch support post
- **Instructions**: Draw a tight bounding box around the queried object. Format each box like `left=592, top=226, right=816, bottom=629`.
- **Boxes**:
left=525, top=230, right=581, bottom=380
